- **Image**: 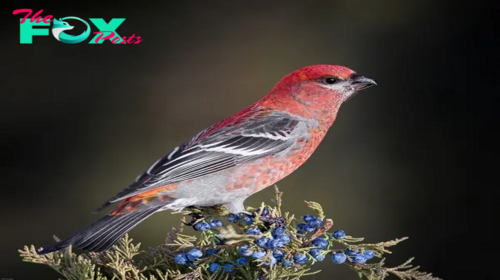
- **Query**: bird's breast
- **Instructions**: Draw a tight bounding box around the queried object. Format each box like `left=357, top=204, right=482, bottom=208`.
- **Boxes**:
left=230, top=127, right=327, bottom=194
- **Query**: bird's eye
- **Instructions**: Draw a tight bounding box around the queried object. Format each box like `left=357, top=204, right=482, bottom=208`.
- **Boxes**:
left=322, top=77, right=337, bottom=85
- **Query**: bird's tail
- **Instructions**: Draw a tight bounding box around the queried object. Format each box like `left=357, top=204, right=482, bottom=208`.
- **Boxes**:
left=39, top=206, right=161, bottom=254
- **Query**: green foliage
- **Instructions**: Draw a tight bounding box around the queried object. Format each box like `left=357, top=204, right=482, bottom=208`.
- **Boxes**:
left=19, top=186, right=441, bottom=280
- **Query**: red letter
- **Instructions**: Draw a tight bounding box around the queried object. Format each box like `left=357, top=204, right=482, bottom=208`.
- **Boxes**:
left=134, top=36, right=143, bottom=44
left=111, top=36, right=121, bottom=44
left=31, top=10, right=44, bottom=23
left=42, top=15, right=53, bottom=23
left=120, top=36, right=127, bottom=44
left=126, top=34, right=136, bottom=44
left=12, top=9, right=32, bottom=24
left=93, top=31, right=115, bottom=43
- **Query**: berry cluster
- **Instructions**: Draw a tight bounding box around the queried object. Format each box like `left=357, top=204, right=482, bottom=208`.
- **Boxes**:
left=21, top=188, right=438, bottom=280
left=173, top=207, right=377, bottom=276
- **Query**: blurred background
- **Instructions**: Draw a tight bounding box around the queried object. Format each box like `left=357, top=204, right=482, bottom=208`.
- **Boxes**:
left=0, top=1, right=495, bottom=279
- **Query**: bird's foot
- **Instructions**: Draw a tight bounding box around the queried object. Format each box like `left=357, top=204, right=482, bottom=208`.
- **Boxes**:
left=241, top=206, right=285, bottom=227
left=183, top=207, right=205, bottom=226
left=222, top=198, right=247, bottom=216
left=260, top=216, right=286, bottom=227
left=240, top=210, right=254, bottom=216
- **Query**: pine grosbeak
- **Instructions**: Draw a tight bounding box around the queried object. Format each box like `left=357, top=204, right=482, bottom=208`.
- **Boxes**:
left=40, top=65, right=376, bottom=253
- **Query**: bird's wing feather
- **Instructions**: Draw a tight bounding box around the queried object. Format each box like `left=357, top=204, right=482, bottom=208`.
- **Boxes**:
left=95, top=108, right=300, bottom=211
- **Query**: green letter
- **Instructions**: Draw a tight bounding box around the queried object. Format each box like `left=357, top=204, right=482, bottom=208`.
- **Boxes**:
left=89, top=18, right=125, bottom=44
left=20, top=19, right=50, bottom=44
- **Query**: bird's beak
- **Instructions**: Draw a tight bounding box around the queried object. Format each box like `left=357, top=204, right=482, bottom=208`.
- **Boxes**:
left=351, top=74, right=377, bottom=90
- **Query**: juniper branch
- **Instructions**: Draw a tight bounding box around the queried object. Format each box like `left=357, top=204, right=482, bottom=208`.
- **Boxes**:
left=19, top=187, right=441, bottom=280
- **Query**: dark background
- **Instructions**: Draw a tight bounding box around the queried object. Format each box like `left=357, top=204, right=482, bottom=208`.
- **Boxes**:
left=0, top=1, right=496, bottom=279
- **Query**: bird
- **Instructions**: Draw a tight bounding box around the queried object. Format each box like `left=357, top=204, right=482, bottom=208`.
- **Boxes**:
left=39, top=64, right=376, bottom=254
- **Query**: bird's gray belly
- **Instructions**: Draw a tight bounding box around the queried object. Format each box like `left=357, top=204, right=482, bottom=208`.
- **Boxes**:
left=167, top=164, right=257, bottom=208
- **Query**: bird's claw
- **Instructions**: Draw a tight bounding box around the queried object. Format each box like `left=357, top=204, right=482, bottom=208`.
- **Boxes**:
left=183, top=208, right=205, bottom=226
left=241, top=210, right=254, bottom=216
left=260, top=216, right=285, bottom=227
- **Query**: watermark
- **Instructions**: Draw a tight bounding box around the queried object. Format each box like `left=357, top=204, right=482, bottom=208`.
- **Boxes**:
left=13, top=9, right=143, bottom=44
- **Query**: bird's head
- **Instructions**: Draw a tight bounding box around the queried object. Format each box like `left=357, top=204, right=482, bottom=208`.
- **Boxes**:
left=262, top=65, right=376, bottom=122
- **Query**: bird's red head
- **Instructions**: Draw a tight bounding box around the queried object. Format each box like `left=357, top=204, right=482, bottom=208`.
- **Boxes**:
left=280, top=64, right=357, bottom=83
left=260, top=65, right=376, bottom=124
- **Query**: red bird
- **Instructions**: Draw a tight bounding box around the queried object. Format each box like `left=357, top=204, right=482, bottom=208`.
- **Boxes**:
left=40, top=65, right=376, bottom=253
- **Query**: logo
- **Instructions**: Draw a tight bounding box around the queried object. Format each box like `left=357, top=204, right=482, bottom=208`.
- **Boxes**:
left=13, top=9, right=142, bottom=44
left=52, top=17, right=90, bottom=44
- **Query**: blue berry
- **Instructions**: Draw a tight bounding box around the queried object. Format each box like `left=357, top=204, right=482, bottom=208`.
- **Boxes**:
left=315, top=255, right=325, bottom=262
left=333, top=229, right=346, bottom=239
left=363, top=249, right=375, bottom=260
left=307, top=217, right=323, bottom=228
left=206, top=248, right=219, bottom=255
left=304, top=226, right=316, bottom=232
left=273, top=250, right=285, bottom=261
left=223, top=263, right=235, bottom=272
left=353, top=255, right=367, bottom=264
left=332, top=252, right=347, bottom=264
left=251, top=250, right=266, bottom=259
left=268, top=239, right=285, bottom=250
left=296, top=230, right=305, bottom=235
left=247, top=227, right=262, bottom=235
left=293, top=254, right=308, bottom=265
left=309, top=248, right=321, bottom=257
left=236, top=257, right=248, bottom=265
left=303, top=215, right=316, bottom=222
left=279, top=234, right=291, bottom=244
left=174, top=253, right=189, bottom=265
left=309, top=249, right=325, bottom=261
left=282, top=259, right=293, bottom=267
left=209, top=219, right=223, bottom=228
left=297, top=223, right=316, bottom=234
left=227, top=214, right=240, bottom=223
left=345, top=248, right=359, bottom=256
left=312, top=237, right=329, bottom=249
left=272, top=227, right=286, bottom=238
left=243, top=216, right=254, bottom=225
left=239, top=245, right=253, bottom=256
left=194, top=222, right=210, bottom=231
left=255, top=237, right=270, bottom=248
left=298, top=222, right=315, bottom=232
left=209, top=263, right=221, bottom=273
left=187, top=248, right=203, bottom=261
